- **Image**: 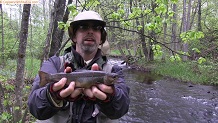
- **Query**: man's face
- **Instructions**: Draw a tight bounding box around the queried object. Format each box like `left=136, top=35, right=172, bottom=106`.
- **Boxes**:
left=73, top=21, right=102, bottom=54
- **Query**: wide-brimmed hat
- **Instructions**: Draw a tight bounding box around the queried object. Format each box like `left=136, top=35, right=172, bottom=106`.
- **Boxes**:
left=68, top=11, right=107, bottom=44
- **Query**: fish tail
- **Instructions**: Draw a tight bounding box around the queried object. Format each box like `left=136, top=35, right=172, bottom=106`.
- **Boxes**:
left=39, top=71, right=50, bottom=87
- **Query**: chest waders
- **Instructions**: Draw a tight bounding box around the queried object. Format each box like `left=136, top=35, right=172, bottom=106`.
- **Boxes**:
left=35, top=52, right=117, bottom=123
left=60, top=53, right=117, bottom=123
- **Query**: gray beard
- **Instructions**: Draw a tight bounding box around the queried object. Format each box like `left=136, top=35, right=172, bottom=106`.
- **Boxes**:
left=81, top=43, right=98, bottom=54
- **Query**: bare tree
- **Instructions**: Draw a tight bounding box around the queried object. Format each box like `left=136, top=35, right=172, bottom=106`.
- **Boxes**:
left=171, top=3, right=179, bottom=53
left=14, top=4, right=31, bottom=122
left=197, top=0, right=202, bottom=31
left=0, top=4, right=5, bottom=67
left=55, top=0, right=72, bottom=56
left=42, top=2, right=54, bottom=62
left=49, top=0, right=66, bottom=57
left=182, top=0, right=189, bottom=61
left=42, top=0, right=72, bottom=63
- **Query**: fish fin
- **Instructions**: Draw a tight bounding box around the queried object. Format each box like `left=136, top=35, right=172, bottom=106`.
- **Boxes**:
left=38, top=71, right=50, bottom=87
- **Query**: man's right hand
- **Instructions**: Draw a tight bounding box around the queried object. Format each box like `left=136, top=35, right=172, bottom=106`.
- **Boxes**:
left=51, top=67, right=83, bottom=100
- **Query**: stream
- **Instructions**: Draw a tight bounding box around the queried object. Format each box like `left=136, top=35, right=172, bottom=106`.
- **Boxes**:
left=108, top=58, right=218, bottom=123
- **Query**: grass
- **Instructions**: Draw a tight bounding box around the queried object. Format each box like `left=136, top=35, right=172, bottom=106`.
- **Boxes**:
left=0, top=58, right=40, bottom=80
left=139, top=60, right=218, bottom=85
left=110, top=49, right=121, bottom=56
left=110, top=49, right=135, bottom=56
left=0, top=57, right=40, bottom=122
left=25, top=58, right=41, bottom=79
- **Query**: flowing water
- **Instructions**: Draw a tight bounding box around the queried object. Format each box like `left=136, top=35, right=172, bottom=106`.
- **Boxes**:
left=108, top=58, right=218, bottom=123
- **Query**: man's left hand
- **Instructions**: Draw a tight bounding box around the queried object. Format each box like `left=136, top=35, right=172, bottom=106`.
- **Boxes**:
left=83, top=63, right=114, bottom=101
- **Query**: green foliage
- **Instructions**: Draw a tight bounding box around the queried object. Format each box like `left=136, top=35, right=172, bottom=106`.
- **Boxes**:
left=84, top=0, right=100, bottom=8
left=168, top=10, right=175, bottom=17
left=0, top=59, right=16, bottom=78
left=128, top=7, right=142, bottom=19
left=192, top=48, right=201, bottom=53
left=197, top=57, right=206, bottom=64
left=0, top=14, right=19, bottom=59
left=154, top=61, right=218, bottom=85
left=155, top=4, right=167, bottom=14
left=111, top=12, right=121, bottom=20
left=137, top=25, right=143, bottom=30
left=0, top=112, right=12, bottom=122
left=146, top=22, right=159, bottom=31
left=171, top=0, right=178, bottom=3
left=169, top=54, right=182, bottom=62
left=25, top=58, right=41, bottom=78
left=110, top=49, right=121, bottom=56
left=152, top=44, right=163, bottom=58
left=143, top=9, right=152, bottom=15
left=180, top=31, right=204, bottom=43
left=68, top=4, right=77, bottom=12
left=5, top=83, right=14, bottom=91
left=177, top=50, right=190, bottom=56
left=58, top=21, right=70, bottom=31
left=0, top=58, right=39, bottom=122
left=68, top=4, right=78, bottom=17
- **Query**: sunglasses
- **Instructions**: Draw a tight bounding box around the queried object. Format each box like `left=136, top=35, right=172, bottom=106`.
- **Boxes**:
left=78, top=25, right=103, bottom=31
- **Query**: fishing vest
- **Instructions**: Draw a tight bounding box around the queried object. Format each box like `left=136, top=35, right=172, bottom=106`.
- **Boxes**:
left=35, top=52, right=118, bottom=123
left=59, top=50, right=111, bottom=72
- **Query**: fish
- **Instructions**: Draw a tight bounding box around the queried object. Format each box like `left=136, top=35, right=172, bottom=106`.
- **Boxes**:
left=38, top=70, right=119, bottom=88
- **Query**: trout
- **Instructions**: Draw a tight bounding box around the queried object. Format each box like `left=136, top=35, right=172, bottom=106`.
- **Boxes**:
left=38, top=70, right=118, bottom=88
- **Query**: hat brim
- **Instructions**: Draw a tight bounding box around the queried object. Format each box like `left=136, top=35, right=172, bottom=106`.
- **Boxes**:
left=70, top=20, right=106, bottom=28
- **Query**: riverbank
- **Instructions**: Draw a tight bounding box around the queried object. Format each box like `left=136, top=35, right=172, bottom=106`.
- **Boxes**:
left=109, top=55, right=218, bottom=85
left=137, top=60, right=218, bottom=85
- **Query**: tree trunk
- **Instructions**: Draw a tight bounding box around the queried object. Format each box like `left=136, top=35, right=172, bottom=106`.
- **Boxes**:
left=55, top=0, right=72, bottom=56
left=0, top=4, right=5, bottom=67
left=147, top=1, right=157, bottom=61
left=189, top=1, right=197, bottom=30
left=162, top=4, right=168, bottom=61
left=197, top=0, right=202, bottom=31
left=125, top=42, right=132, bottom=56
left=14, top=4, right=31, bottom=122
left=117, top=22, right=126, bottom=57
left=42, top=0, right=71, bottom=63
left=148, top=31, right=154, bottom=61
left=42, top=0, right=46, bottom=29
left=117, top=43, right=125, bottom=57
left=182, top=0, right=189, bottom=61
left=186, top=0, right=192, bottom=30
left=42, top=8, right=54, bottom=62
left=130, top=0, right=148, bottom=60
left=0, top=82, right=4, bottom=114
left=171, top=3, right=179, bottom=53
left=49, top=0, right=66, bottom=57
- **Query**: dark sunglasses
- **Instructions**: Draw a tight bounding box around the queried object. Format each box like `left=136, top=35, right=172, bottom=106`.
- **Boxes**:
left=78, top=25, right=103, bottom=31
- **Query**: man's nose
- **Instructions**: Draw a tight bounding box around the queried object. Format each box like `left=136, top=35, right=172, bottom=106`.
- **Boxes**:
left=87, top=27, right=94, bottom=33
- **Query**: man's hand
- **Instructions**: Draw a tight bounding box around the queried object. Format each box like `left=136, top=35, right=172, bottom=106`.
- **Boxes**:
left=51, top=67, right=83, bottom=100
left=83, top=63, right=114, bottom=101
left=50, top=64, right=114, bottom=102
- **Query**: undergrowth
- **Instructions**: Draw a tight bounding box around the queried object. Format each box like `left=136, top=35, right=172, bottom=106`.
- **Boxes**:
left=152, top=61, right=218, bottom=85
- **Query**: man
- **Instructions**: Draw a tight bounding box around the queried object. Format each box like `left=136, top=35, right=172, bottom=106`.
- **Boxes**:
left=28, top=11, right=130, bottom=123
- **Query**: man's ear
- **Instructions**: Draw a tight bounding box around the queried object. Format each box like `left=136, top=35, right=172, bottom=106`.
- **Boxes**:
left=72, top=36, right=77, bottom=43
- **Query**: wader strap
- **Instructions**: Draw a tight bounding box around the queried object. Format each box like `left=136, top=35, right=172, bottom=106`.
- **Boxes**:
left=103, top=62, right=113, bottom=73
left=58, top=56, right=65, bottom=72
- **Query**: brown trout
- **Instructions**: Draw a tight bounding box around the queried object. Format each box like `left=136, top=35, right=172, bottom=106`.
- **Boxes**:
left=38, top=70, right=118, bottom=88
